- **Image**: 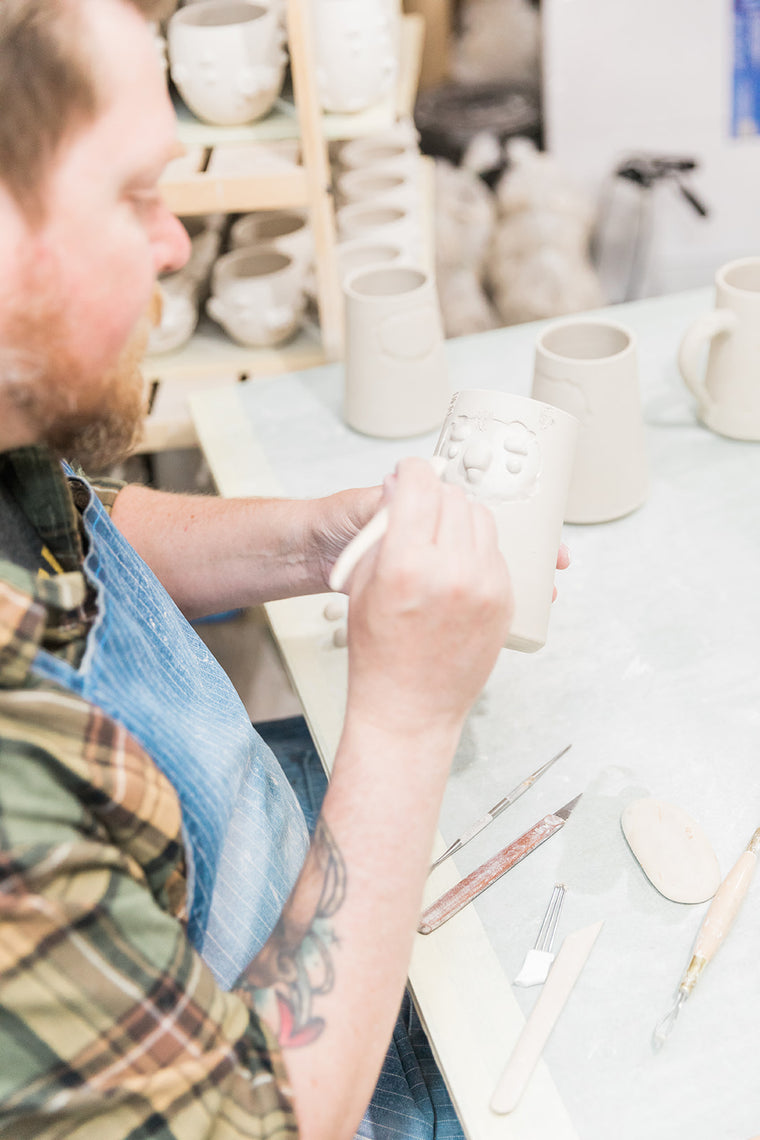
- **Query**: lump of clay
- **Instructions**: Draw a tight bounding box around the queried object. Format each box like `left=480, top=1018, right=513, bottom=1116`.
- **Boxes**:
left=621, top=798, right=721, bottom=903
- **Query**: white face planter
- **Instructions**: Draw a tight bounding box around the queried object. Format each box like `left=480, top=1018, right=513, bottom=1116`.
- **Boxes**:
left=312, top=0, right=398, bottom=113
left=168, top=0, right=286, bottom=125
left=207, top=247, right=307, bottom=347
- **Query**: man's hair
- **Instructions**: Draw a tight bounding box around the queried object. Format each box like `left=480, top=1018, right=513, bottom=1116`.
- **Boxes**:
left=0, top=0, right=175, bottom=223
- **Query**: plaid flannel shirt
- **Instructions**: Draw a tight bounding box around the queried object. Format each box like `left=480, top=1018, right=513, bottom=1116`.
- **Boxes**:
left=0, top=448, right=297, bottom=1139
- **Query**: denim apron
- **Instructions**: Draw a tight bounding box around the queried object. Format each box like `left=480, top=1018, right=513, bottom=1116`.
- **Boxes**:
left=30, top=471, right=309, bottom=987
left=31, top=470, right=464, bottom=1140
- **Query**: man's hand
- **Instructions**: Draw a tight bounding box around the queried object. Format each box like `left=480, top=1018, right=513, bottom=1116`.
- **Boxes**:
left=341, top=457, right=513, bottom=740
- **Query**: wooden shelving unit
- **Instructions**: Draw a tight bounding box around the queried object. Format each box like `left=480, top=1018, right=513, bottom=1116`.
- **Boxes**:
left=138, top=6, right=424, bottom=455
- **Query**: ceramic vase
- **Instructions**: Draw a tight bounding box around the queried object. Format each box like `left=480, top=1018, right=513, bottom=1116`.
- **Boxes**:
left=343, top=264, right=450, bottom=438
left=434, top=389, right=578, bottom=653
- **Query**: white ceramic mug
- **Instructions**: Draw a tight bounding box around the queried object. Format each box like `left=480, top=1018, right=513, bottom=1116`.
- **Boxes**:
left=678, top=256, right=760, bottom=440
left=434, top=389, right=578, bottom=653
left=343, top=265, right=450, bottom=438
left=336, top=238, right=403, bottom=287
left=337, top=131, right=419, bottom=175
left=531, top=318, right=648, bottom=524
left=313, top=0, right=398, bottom=113
left=336, top=167, right=416, bottom=212
left=230, top=210, right=314, bottom=268
left=168, top=0, right=285, bottom=126
left=336, top=201, right=420, bottom=261
left=207, top=246, right=306, bottom=346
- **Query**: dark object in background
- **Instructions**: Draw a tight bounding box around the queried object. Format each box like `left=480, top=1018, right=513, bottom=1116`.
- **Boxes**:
left=414, top=82, right=541, bottom=185
left=592, top=153, right=710, bottom=302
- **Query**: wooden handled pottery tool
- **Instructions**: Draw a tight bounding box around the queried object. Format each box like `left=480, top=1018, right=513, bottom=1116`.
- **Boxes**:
left=491, top=920, right=604, bottom=1114
left=652, top=826, right=760, bottom=1050
left=418, top=794, right=581, bottom=935
left=328, top=455, right=447, bottom=593
left=430, top=744, right=572, bottom=871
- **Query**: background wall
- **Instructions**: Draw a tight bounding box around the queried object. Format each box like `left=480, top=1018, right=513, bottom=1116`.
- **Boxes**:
left=542, top=0, right=760, bottom=296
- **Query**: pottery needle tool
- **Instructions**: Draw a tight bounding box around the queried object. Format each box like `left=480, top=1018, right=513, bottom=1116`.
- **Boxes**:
left=418, top=794, right=582, bottom=935
left=491, top=920, right=604, bottom=1114
left=514, top=882, right=568, bottom=987
left=430, top=744, right=572, bottom=871
left=328, top=456, right=447, bottom=593
left=652, top=826, right=760, bottom=1051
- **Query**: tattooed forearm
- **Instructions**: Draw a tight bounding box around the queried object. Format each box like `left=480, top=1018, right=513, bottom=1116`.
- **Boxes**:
left=241, top=818, right=346, bottom=1047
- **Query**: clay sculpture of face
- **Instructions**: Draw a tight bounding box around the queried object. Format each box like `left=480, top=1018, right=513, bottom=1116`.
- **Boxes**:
left=437, top=410, right=542, bottom=505
left=433, top=389, right=578, bottom=653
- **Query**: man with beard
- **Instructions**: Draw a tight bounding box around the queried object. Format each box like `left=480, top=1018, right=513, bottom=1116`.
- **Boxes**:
left=0, top=2, right=518, bottom=1138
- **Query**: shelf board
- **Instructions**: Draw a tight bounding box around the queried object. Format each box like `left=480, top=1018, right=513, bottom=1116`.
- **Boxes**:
left=171, top=13, right=423, bottom=149
left=161, top=165, right=309, bottom=215
left=142, top=317, right=326, bottom=382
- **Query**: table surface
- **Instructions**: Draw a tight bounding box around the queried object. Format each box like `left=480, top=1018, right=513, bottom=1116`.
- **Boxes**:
left=190, top=287, right=760, bottom=1140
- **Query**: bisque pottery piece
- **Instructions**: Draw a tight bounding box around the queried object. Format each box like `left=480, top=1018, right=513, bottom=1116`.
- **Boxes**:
left=336, top=167, right=417, bottom=213
left=336, top=238, right=403, bottom=287
left=313, top=0, right=398, bottom=113
left=434, top=389, right=578, bottom=653
left=338, top=129, right=420, bottom=175
left=337, top=201, right=420, bottom=261
left=531, top=318, right=648, bottom=524
left=168, top=0, right=285, bottom=126
left=679, top=256, right=760, bottom=440
left=621, top=797, right=721, bottom=904
left=148, top=216, right=223, bottom=355
left=207, top=246, right=306, bottom=347
left=230, top=210, right=314, bottom=270
left=343, top=265, right=449, bottom=439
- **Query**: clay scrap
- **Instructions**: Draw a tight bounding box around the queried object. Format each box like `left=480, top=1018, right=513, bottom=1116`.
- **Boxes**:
left=621, top=797, right=721, bottom=903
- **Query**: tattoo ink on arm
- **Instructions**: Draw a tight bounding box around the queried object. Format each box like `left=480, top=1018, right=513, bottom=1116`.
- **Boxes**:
left=242, top=818, right=346, bottom=1048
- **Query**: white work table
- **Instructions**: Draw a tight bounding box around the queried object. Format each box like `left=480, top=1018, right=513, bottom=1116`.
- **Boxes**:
left=190, top=287, right=760, bottom=1140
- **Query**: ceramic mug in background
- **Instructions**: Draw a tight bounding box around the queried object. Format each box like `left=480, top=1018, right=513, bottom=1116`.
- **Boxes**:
left=434, top=389, right=578, bottom=653
left=312, top=0, right=398, bottom=113
left=336, top=238, right=403, bottom=287
left=168, top=0, right=285, bottom=126
left=336, top=167, right=417, bottom=212
left=343, top=264, right=450, bottom=439
left=336, top=201, right=420, bottom=261
left=678, top=256, right=760, bottom=440
left=207, top=246, right=307, bottom=347
left=531, top=318, right=648, bottom=524
left=337, top=129, right=419, bottom=175
left=230, top=210, right=314, bottom=269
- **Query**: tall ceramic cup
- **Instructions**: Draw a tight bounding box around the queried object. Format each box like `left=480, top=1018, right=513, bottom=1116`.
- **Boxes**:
left=343, top=265, right=450, bottom=438
left=531, top=318, right=648, bottom=524
left=434, top=389, right=578, bottom=653
left=678, top=256, right=760, bottom=440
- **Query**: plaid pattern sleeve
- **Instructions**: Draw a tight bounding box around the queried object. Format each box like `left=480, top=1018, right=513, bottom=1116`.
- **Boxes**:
left=0, top=678, right=298, bottom=1138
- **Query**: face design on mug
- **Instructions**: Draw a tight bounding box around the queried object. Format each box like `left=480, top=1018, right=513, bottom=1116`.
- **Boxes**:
left=438, top=413, right=542, bottom=504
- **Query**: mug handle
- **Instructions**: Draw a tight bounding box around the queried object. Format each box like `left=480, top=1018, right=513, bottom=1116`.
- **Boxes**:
left=677, top=308, right=738, bottom=411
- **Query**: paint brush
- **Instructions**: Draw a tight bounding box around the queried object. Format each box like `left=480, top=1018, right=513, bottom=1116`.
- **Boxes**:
left=329, top=456, right=447, bottom=593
